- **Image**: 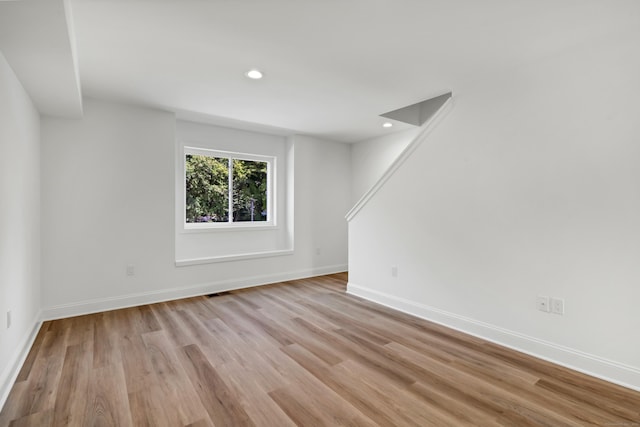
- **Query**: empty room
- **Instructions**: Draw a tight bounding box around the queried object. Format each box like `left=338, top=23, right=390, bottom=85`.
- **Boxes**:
left=1, top=0, right=639, bottom=425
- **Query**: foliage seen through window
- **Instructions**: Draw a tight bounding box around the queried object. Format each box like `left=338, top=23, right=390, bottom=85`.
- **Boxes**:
left=185, top=154, right=268, bottom=224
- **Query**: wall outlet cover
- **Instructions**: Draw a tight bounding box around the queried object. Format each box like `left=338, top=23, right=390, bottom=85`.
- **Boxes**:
left=537, top=296, right=550, bottom=312
left=551, top=298, right=565, bottom=315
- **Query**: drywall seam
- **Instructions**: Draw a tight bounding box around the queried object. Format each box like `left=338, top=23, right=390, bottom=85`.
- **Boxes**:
left=347, top=282, right=640, bottom=393
left=346, top=96, right=453, bottom=222
left=41, top=265, right=348, bottom=321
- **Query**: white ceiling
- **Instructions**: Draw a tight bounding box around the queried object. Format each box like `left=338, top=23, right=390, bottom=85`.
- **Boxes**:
left=2, top=0, right=639, bottom=142
left=0, top=0, right=82, bottom=117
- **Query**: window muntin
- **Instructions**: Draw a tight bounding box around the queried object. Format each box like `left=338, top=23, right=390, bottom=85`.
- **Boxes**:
left=184, top=147, right=274, bottom=228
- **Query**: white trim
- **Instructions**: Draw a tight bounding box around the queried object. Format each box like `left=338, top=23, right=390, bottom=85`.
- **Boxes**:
left=346, top=96, right=453, bottom=222
left=41, top=264, right=348, bottom=321
left=182, top=222, right=278, bottom=232
left=0, top=314, right=42, bottom=411
left=184, top=146, right=274, bottom=163
left=347, top=282, right=640, bottom=392
left=175, top=248, right=294, bottom=266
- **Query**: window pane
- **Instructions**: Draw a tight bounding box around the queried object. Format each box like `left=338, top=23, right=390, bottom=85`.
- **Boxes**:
left=185, top=154, right=229, bottom=223
left=232, top=159, right=268, bottom=222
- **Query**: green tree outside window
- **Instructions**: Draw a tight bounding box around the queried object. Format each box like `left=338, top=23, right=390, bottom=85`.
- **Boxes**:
left=185, top=154, right=268, bottom=223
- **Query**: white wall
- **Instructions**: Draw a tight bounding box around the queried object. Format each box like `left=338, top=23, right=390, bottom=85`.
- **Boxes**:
left=41, top=98, right=350, bottom=318
left=348, top=28, right=640, bottom=390
left=292, top=134, right=350, bottom=267
left=41, top=99, right=176, bottom=310
left=350, top=128, right=419, bottom=203
left=0, top=52, right=41, bottom=404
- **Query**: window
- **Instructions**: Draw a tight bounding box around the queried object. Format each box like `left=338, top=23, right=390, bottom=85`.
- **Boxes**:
left=184, top=147, right=274, bottom=227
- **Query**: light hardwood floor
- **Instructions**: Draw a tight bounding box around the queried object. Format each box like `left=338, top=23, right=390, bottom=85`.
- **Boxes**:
left=1, top=273, right=639, bottom=426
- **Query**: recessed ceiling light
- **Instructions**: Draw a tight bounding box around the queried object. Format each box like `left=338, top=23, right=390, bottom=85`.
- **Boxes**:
left=246, top=69, right=263, bottom=79
left=382, top=122, right=393, bottom=128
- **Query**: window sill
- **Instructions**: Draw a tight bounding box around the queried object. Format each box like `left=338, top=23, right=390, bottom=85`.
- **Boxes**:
left=175, top=248, right=293, bottom=267
left=182, top=223, right=278, bottom=233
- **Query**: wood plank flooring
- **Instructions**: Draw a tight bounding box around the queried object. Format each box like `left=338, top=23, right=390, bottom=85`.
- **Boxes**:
left=1, top=273, right=639, bottom=426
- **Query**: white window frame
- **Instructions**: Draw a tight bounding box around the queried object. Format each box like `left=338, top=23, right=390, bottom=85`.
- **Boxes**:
left=184, top=146, right=276, bottom=230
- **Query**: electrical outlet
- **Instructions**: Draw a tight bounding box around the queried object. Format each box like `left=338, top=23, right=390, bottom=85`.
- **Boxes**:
left=391, top=265, right=398, bottom=278
left=126, top=264, right=135, bottom=276
left=551, top=298, right=565, bottom=315
left=315, top=247, right=321, bottom=256
left=536, top=296, right=550, bottom=312
left=6, top=310, right=11, bottom=329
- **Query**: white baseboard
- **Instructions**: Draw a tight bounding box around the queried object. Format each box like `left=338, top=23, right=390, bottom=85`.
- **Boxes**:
left=0, top=314, right=42, bottom=411
left=41, top=264, right=348, bottom=321
left=347, top=282, right=640, bottom=392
